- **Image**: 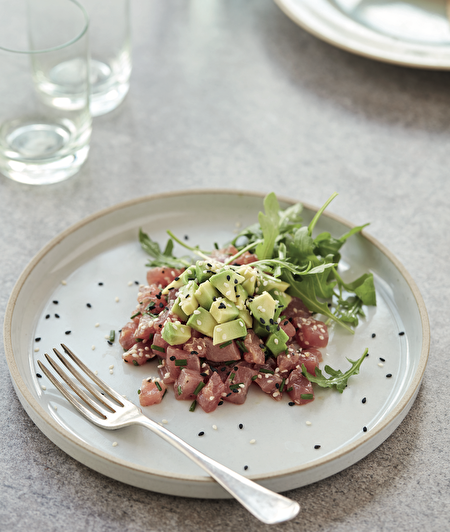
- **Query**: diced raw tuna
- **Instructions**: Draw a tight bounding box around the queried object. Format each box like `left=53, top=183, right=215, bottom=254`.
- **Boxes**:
left=197, top=372, right=226, bottom=413
left=277, top=349, right=302, bottom=375
left=136, top=284, right=168, bottom=315
left=122, top=343, right=154, bottom=365
left=296, top=317, right=329, bottom=348
left=286, top=368, right=314, bottom=405
left=174, top=368, right=204, bottom=401
left=253, top=370, right=284, bottom=401
left=209, top=245, right=239, bottom=263
left=299, top=348, right=322, bottom=375
left=279, top=318, right=296, bottom=339
left=151, top=332, right=169, bottom=357
left=163, top=346, right=200, bottom=384
left=119, top=319, right=139, bottom=351
left=146, top=267, right=185, bottom=288
left=183, top=337, right=209, bottom=357
left=243, top=330, right=265, bottom=365
left=139, top=378, right=167, bottom=406
left=223, top=366, right=255, bottom=405
left=283, top=297, right=311, bottom=320
left=202, top=337, right=241, bottom=363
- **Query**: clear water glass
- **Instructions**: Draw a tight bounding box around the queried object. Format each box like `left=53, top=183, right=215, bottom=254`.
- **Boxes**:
left=82, top=0, right=132, bottom=116
left=0, top=0, right=91, bottom=185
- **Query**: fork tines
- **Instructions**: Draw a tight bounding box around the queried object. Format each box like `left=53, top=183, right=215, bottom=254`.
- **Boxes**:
left=38, top=344, right=125, bottom=420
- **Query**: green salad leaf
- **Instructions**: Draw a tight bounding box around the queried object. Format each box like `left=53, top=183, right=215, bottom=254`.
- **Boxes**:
left=139, top=229, right=191, bottom=268
left=301, top=348, right=368, bottom=393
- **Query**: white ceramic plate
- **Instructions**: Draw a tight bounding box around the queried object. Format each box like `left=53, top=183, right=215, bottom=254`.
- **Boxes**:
left=274, top=0, right=450, bottom=69
left=4, top=190, right=429, bottom=497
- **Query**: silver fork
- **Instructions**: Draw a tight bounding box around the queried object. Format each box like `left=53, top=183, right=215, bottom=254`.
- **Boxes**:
left=38, top=344, right=300, bottom=525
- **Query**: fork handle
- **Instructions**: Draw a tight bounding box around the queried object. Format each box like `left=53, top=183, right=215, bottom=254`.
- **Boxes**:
left=135, top=414, right=299, bottom=524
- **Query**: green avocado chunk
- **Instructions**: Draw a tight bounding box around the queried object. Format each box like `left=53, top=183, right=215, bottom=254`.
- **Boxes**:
left=209, top=269, right=245, bottom=303
left=161, top=321, right=192, bottom=346
left=210, top=297, right=239, bottom=324
left=186, top=307, right=218, bottom=337
left=265, top=328, right=289, bottom=357
left=194, top=280, right=220, bottom=311
left=248, top=291, right=277, bottom=325
left=212, top=318, right=247, bottom=345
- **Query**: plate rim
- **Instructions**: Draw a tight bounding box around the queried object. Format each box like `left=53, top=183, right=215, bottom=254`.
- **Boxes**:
left=3, top=188, right=430, bottom=489
left=274, top=0, right=450, bottom=70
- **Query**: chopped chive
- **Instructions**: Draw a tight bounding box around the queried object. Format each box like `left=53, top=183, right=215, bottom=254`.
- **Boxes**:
left=109, top=330, right=115, bottom=342
left=189, top=400, right=197, bottom=412
left=229, top=372, right=235, bottom=381
left=162, top=389, right=167, bottom=399
left=130, top=312, right=141, bottom=319
left=175, top=359, right=187, bottom=367
left=287, top=386, right=293, bottom=392
left=236, top=340, right=248, bottom=353
left=177, top=385, right=182, bottom=396
left=251, top=375, right=258, bottom=381
left=137, top=389, right=141, bottom=394
left=151, top=344, right=165, bottom=353
left=279, top=378, right=285, bottom=393
left=259, top=368, right=274, bottom=375
left=155, top=381, right=162, bottom=392
left=229, top=383, right=243, bottom=390
left=214, top=242, right=219, bottom=250
left=219, top=340, right=233, bottom=349
left=133, top=360, right=139, bottom=366
left=194, top=382, right=205, bottom=395
left=301, top=393, right=314, bottom=400
left=135, top=338, right=143, bottom=342
left=223, top=360, right=237, bottom=365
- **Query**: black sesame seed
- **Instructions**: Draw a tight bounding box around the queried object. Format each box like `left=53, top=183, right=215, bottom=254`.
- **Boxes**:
left=198, top=431, right=204, bottom=437
left=260, top=318, right=265, bottom=324
left=184, top=235, right=189, bottom=240
left=86, top=303, right=92, bottom=308
left=135, top=281, right=139, bottom=285
left=35, top=337, right=41, bottom=342
left=45, top=314, right=50, bottom=319
left=218, top=401, right=224, bottom=405
left=362, top=397, right=367, bottom=404
left=363, top=426, right=368, bottom=432
left=36, top=373, right=42, bottom=378
left=399, top=331, right=405, bottom=336
left=314, top=445, right=321, bottom=449
left=221, top=367, right=226, bottom=372
left=53, top=300, right=58, bottom=304
left=200, top=372, right=208, bottom=377
left=379, top=357, right=385, bottom=362
left=65, top=331, right=71, bottom=335
left=244, top=465, right=248, bottom=471
left=169, top=356, right=176, bottom=361
left=226, top=275, right=230, bottom=281
left=386, top=374, right=392, bottom=378
left=372, top=333, right=376, bottom=338
left=98, top=282, right=103, bottom=286
left=238, top=423, right=243, bottom=429
left=226, top=393, right=232, bottom=397
left=159, top=303, right=164, bottom=308
left=55, top=314, right=60, bottom=318
left=288, top=402, right=295, bottom=406
left=107, top=341, right=113, bottom=345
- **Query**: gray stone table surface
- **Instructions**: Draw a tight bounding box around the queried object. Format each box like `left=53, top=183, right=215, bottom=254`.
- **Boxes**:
left=1, top=1, right=449, bottom=530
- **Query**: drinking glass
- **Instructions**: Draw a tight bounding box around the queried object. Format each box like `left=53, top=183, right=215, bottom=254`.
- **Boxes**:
left=0, top=0, right=92, bottom=185
left=82, top=0, right=132, bottom=116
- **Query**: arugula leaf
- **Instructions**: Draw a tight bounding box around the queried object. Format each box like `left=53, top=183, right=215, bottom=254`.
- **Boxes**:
left=333, top=295, right=365, bottom=326
left=302, top=348, right=368, bottom=393
left=139, top=229, right=191, bottom=268
left=255, top=193, right=280, bottom=260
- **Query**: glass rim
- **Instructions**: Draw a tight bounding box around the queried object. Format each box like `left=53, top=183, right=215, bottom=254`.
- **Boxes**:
left=0, top=0, right=89, bottom=54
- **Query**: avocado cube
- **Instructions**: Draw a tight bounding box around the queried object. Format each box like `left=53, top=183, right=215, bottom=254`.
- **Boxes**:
left=248, top=291, right=277, bottom=326
left=210, top=297, right=239, bottom=324
left=255, top=277, right=290, bottom=294
left=195, top=260, right=215, bottom=284
left=161, top=270, right=189, bottom=295
left=265, top=328, right=289, bottom=357
left=234, top=284, right=248, bottom=310
left=269, top=289, right=292, bottom=311
left=253, top=319, right=270, bottom=339
left=237, top=265, right=257, bottom=296
left=180, top=265, right=197, bottom=284
left=161, top=321, right=192, bottom=346
left=212, top=318, right=247, bottom=345
left=194, top=280, right=220, bottom=310
left=209, top=269, right=245, bottom=303
left=178, top=280, right=199, bottom=315
left=238, top=307, right=253, bottom=328
left=187, top=307, right=217, bottom=337
left=171, top=296, right=189, bottom=322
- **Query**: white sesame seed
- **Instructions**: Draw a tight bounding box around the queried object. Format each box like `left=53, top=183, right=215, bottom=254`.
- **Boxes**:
left=273, top=391, right=280, bottom=397
left=105, top=334, right=110, bottom=339
left=94, top=370, right=98, bottom=375
left=162, top=419, right=168, bottom=424
left=115, top=297, right=119, bottom=302
left=378, top=363, right=384, bottom=367
left=274, top=338, right=279, bottom=345
left=319, top=335, right=324, bottom=340
left=112, top=442, right=118, bottom=447
left=222, top=334, right=227, bottom=340
left=109, top=365, right=114, bottom=369
left=216, top=327, right=222, bottom=332
left=193, top=309, right=201, bottom=315
left=41, top=385, right=46, bottom=390
left=197, top=320, right=202, bottom=326
left=209, top=396, right=214, bottom=401
left=212, top=424, right=218, bottom=430
left=109, top=370, right=113, bottom=374
left=306, top=421, right=312, bottom=426
left=249, top=439, right=256, bottom=444
left=95, top=323, right=100, bottom=327
left=275, top=368, right=280, bottom=373
left=128, top=281, right=133, bottom=286
left=53, top=405, right=58, bottom=410
left=92, top=345, right=96, bottom=350
left=34, top=347, right=39, bottom=352
left=61, top=280, right=67, bottom=285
